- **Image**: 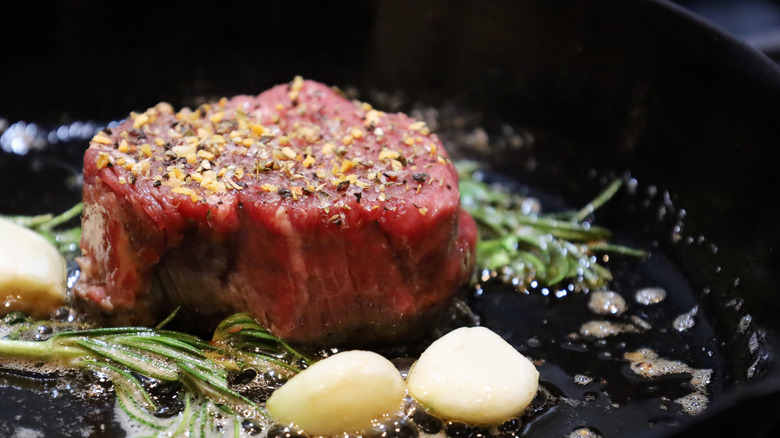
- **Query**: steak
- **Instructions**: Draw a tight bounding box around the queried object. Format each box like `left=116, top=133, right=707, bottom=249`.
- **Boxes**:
left=75, top=77, right=477, bottom=345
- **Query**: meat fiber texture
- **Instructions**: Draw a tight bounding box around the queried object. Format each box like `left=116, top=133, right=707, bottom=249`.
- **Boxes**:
left=75, top=77, right=477, bottom=345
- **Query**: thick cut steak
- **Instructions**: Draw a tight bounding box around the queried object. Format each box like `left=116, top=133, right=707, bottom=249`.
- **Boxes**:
left=76, top=78, right=477, bottom=344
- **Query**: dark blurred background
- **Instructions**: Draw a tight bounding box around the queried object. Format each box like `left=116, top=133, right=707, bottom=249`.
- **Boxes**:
left=677, top=0, right=780, bottom=62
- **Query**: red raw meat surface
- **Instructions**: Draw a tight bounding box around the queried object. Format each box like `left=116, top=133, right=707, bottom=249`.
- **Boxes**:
left=76, top=78, right=476, bottom=344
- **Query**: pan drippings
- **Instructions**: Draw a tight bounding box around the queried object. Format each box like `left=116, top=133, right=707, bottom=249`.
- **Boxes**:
left=0, top=107, right=757, bottom=437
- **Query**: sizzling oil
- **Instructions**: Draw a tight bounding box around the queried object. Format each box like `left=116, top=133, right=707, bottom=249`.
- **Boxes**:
left=451, top=167, right=720, bottom=436
left=0, top=112, right=735, bottom=437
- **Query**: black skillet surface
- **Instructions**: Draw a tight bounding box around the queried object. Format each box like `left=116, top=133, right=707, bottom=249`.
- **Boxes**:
left=2, top=1, right=780, bottom=437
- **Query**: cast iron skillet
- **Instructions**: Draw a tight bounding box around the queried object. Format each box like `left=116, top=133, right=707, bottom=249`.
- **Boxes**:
left=2, top=1, right=780, bottom=436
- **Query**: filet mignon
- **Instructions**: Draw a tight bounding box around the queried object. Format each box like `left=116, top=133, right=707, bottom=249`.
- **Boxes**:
left=75, top=78, right=477, bottom=344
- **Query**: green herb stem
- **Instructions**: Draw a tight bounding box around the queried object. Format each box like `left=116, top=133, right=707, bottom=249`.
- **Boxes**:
left=0, top=338, right=85, bottom=364
left=40, top=203, right=84, bottom=230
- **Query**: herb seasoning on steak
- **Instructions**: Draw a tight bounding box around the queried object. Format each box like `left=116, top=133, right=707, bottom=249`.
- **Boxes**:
left=75, top=77, right=477, bottom=345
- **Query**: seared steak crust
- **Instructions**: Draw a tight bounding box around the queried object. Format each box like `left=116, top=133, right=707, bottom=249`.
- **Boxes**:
left=76, top=78, right=476, bottom=344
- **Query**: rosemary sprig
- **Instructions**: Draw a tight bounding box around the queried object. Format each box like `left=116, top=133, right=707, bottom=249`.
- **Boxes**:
left=212, top=313, right=309, bottom=372
left=0, top=312, right=312, bottom=428
left=458, top=161, right=645, bottom=290
left=2, top=203, right=83, bottom=254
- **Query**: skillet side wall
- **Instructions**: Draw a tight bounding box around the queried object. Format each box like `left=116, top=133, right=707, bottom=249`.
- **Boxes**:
left=367, top=0, right=780, bottom=383
left=2, top=0, right=780, bottom=434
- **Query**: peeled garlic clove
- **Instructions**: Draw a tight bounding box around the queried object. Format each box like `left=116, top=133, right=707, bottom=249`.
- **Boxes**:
left=407, top=326, right=539, bottom=425
left=0, top=217, right=67, bottom=318
left=266, top=350, right=405, bottom=436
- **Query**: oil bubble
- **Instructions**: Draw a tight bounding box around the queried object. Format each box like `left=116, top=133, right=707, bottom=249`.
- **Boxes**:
left=574, top=374, right=594, bottom=385
left=580, top=321, right=640, bottom=338
left=672, top=306, right=698, bottom=332
left=634, top=287, right=667, bottom=305
left=675, top=392, right=708, bottom=416
left=568, top=426, right=602, bottom=438
left=588, top=291, right=627, bottom=315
